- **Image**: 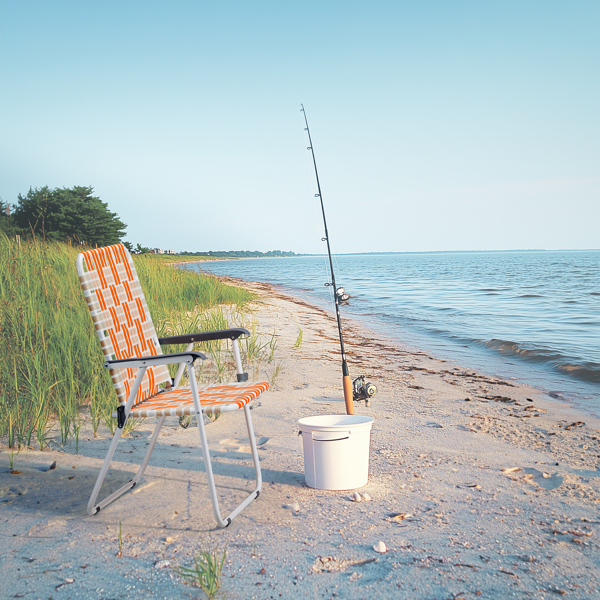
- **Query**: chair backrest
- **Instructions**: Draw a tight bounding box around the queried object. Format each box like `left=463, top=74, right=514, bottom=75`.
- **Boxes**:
left=77, top=244, right=171, bottom=407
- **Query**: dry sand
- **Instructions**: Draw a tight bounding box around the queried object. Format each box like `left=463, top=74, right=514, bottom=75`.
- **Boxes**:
left=2, top=281, right=600, bottom=599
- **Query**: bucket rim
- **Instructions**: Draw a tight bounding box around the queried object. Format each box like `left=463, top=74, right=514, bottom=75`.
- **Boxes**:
left=298, top=414, right=374, bottom=430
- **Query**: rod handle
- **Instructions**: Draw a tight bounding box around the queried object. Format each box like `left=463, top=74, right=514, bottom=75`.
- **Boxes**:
left=343, top=375, right=354, bottom=415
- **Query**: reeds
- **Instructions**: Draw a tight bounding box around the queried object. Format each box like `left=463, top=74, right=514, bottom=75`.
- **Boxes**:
left=0, top=235, right=255, bottom=448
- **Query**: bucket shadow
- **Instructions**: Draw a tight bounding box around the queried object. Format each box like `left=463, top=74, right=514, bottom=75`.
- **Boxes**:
left=311, top=396, right=345, bottom=404
left=522, top=467, right=564, bottom=490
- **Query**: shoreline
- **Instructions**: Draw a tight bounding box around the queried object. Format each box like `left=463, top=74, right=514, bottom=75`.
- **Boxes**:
left=190, top=252, right=600, bottom=416
left=2, top=279, right=599, bottom=598
left=220, top=273, right=600, bottom=425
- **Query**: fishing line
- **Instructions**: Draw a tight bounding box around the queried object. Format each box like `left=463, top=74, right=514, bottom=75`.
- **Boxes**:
left=332, top=248, right=344, bottom=291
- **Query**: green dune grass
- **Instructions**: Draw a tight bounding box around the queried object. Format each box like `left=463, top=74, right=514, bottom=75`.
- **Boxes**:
left=0, top=236, right=254, bottom=448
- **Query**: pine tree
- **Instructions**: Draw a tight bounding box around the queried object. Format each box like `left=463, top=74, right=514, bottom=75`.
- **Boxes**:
left=13, top=186, right=126, bottom=246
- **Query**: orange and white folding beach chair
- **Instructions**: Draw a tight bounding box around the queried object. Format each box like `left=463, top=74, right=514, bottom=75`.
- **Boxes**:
left=77, top=244, right=268, bottom=527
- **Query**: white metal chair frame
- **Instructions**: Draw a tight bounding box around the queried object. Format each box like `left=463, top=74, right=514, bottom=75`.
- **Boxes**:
left=87, top=332, right=262, bottom=528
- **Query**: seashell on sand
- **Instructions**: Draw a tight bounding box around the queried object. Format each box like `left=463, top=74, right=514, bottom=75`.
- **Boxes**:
left=292, top=501, right=300, bottom=513
left=373, top=541, right=387, bottom=553
left=361, top=492, right=372, bottom=501
left=352, top=492, right=362, bottom=502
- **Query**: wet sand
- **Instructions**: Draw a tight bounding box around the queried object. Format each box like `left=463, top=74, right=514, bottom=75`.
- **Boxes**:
left=2, top=280, right=599, bottom=599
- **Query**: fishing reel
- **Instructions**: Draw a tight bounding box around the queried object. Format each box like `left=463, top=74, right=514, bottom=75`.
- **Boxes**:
left=336, top=286, right=350, bottom=305
left=353, top=375, right=377, bottom=407
left=325, top=283, right=350, bottom=304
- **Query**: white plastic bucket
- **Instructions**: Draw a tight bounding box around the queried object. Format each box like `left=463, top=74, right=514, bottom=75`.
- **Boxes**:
left=298, top=415, right=374, bottom=490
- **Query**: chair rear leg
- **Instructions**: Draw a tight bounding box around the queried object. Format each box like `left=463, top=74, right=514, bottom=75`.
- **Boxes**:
left=219, top=404, right=263, bottom=524
left=243, top=404, right=262, bottom=494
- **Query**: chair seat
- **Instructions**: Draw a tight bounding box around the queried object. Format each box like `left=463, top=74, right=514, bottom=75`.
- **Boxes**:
left=117, top=381, right=269, bottom=418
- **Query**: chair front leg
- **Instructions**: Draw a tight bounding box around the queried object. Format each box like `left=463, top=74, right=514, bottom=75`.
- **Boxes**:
left=188, top=363, right=262, bottom=528
left=188, top=364, right=230, bottom=527
left=87, top=366, right=147, bottom=515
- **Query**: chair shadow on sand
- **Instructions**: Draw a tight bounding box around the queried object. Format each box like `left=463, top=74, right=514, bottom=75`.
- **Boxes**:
left=1, top=425, right=304, bottom=526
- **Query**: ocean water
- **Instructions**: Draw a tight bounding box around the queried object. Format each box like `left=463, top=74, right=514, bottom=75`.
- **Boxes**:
left=188, top=251, right=600, bottom=416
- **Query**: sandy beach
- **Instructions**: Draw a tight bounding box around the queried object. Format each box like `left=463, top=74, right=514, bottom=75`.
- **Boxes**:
left=2, top=280, right=599, bottom=599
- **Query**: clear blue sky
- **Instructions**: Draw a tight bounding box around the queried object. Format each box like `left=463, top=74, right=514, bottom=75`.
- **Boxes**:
left=1, top=0, right=598, bottom=253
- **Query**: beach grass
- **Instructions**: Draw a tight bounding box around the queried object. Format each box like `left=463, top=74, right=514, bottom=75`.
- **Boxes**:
left=293, top=325, right=303, bottom=348
left=0, top=235, right=255, bottom=448
left=174, top=543, right=227, bottom=599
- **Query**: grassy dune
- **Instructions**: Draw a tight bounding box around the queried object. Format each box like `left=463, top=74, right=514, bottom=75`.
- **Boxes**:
left=0, top=236, right=254, bottom=448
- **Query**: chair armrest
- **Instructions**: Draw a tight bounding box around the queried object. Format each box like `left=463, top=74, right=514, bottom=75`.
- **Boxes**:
left=158, top=328, right=250, bottom=346
left=104, top=351, right=207, bottom=370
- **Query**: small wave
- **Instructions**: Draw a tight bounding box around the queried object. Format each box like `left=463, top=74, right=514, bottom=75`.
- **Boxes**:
left=484, top=339, right=600, bottom=383
left=485, top=339, right=560, bottom=361
left=556, top=364, right=600, bottom=383
left=519, top=294, right=543, bottom=298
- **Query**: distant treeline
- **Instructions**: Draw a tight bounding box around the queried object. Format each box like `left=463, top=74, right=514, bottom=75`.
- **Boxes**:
left=1, top=187, right=302, bottom=256
left=179, top=250, right=297, bottom=258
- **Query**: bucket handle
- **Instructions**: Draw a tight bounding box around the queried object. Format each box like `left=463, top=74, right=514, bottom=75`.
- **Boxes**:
left=313, top=435, right=350, bottom=442
left=297, top=430, right=352, bottom=442
left=298, top=430, right=352, bottom=442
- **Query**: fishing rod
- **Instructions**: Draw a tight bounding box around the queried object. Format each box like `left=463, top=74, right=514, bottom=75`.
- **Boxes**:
left=301, top=104, right=376, bottom=414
